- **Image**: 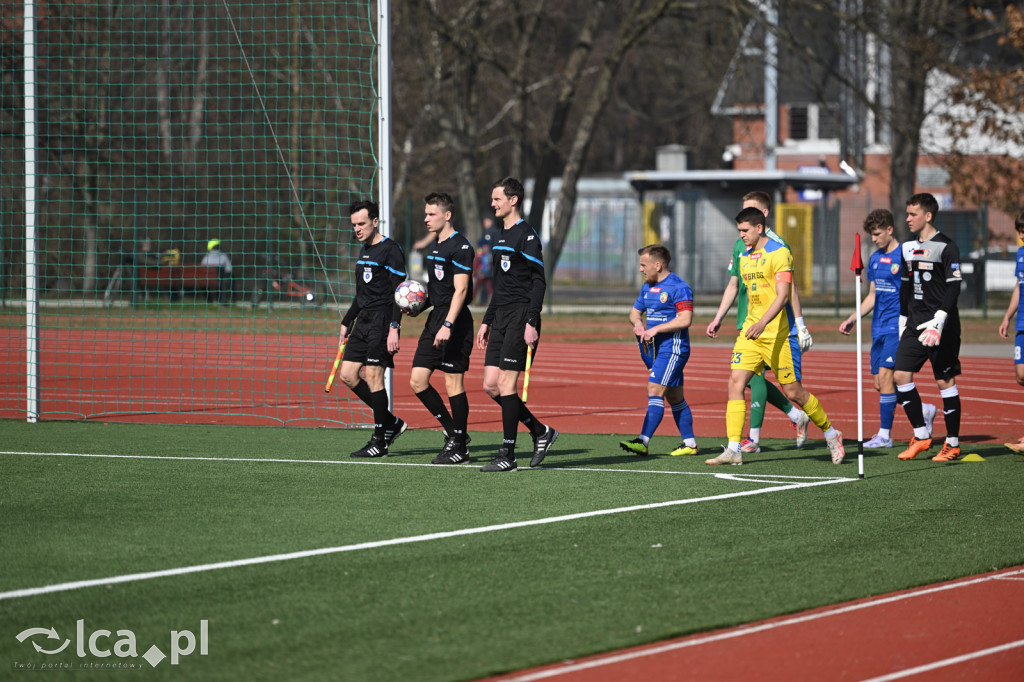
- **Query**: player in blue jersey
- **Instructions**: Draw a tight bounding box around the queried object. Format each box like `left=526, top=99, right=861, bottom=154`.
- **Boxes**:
left=620, top=245, right=698, bottom=457
left=840, top=209, right=935, bottom=448
left=998, top=210, right=1024, bottom=453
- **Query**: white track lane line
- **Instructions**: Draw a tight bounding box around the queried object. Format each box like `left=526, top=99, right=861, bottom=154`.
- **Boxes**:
left=861, top=638, right=1024, bottom=681
left=499, top=568, right=1024, bottom=681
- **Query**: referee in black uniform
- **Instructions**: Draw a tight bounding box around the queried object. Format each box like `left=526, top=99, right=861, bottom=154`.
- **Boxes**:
left=408, top=192, right=477, bottom=464
left=338, top=200, right=409, bottom=458
left=475, top=177, right=558, bottom=472
left=894, top=192, right=964, bottom=462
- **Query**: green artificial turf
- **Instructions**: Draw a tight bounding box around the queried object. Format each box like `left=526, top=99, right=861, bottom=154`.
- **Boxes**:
left=1, top=421, right=1022, bottom=680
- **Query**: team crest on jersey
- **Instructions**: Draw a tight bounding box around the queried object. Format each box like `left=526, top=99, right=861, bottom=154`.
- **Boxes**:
left=659, top=292, right=668, bottom=303
left=434, top=264, right=444, bottom=280
left=891, top=264, right=900, bottom=274
left=363, top=267, right=373, bottom=283
left=501, top=255, right=511, bottom=272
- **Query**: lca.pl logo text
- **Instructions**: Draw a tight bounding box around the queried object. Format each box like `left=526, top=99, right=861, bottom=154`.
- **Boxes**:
left=15, top=619, right=209, bottom=668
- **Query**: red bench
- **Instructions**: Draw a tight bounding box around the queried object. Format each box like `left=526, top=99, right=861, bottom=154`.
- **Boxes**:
left=140, top=265, right=219, bottom=290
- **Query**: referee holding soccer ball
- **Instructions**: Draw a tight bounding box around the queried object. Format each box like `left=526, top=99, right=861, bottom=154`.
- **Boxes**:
left=338, top=199, right=409, bottom=459
left=408, top=192, right=477, bottom=465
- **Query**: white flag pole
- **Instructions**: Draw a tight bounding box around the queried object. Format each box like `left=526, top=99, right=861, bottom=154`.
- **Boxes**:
left=852, top=233, right=865, bottom=479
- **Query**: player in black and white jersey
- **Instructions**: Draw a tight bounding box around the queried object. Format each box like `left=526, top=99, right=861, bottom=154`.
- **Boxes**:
left=408, top=192, right=477, bottom=464
left=893, top=193, right=964, bottom=462
left=474, top=177, right=558, bottom=472
left=338, top=200, right=409, bottom=458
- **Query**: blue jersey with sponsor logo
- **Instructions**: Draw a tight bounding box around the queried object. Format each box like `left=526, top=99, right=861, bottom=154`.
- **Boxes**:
left=868, top=246, right=902, bottom=335
left=633, top=272, right=693, bottom=356
left=1016, top=246, right=1024, bottom=331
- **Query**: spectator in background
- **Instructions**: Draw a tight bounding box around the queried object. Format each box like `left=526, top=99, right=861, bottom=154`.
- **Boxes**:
left=161, top=248, right=181, bottom=266
left=132, top=237, right=159, bottom=306
left=473, top=236, right=494, bottom=305
left=201, top=239, right=233, bottom=305
left=481, top=215, right=501, bottom=250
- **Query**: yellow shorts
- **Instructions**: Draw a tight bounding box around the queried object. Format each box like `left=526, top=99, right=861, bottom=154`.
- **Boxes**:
left=730, top=333, right=802, bottom=384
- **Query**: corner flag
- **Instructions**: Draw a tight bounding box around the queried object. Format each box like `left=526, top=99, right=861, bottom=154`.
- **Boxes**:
left=850, top=233, right=864, bottom=274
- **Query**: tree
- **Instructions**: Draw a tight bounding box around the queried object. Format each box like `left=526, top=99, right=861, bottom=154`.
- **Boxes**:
left=545, top=0, right=690, bottom=275
left=941, top=4, right=1024, bottom=219
left=772, top=0, right=1003, bottom=237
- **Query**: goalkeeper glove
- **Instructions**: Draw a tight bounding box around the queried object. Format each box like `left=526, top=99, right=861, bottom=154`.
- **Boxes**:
left=898, top=315, right=907, bottom=339
left=797, top=325, right=813, bottom=352
left=916, top=310, right=948, bottom=347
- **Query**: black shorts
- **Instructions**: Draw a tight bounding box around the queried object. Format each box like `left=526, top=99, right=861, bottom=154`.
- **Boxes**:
left=893, top=325, right=961, bottom=381
left=412, top=306, right=474, bottom=373
left=343, top=308, right=395, bottom=368
left=484, top=302, right=539, bottom=371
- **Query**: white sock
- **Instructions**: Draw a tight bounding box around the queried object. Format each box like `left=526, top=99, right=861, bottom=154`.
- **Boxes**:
left=788, top=406, right=803, bottom=422
left=748, top=427, right=761, bottom=442
left=878, top=428, right=891, bottom=439
left=946, top=437, right=959, bottom=447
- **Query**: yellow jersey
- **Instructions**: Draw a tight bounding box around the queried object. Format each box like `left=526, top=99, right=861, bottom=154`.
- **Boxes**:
left=738, top=239, right=795, bottom=340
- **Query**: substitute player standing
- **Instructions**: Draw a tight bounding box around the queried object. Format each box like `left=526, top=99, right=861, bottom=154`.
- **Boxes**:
left=619, top=245, right=698, bottom=457
left=894, top=193, right=964, bottom=462
left=408, top=192, right=476, bottom=464
left=475, top=177, right=558, bottom=472
left=840, top=209, right=935, bottom=447
left=338, top=200, right=409, bottom=458
left=997, top=210, right=1024, bottom=453
left=707, top=207, right=844, bottom=465
left=706, top=192, right=810, bottom=454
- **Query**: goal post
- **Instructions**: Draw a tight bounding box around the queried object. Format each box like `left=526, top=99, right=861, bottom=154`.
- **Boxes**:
left=2, top=0, right=389, bottom=428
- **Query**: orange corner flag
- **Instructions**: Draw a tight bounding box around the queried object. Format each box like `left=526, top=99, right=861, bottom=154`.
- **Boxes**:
left=850, top=233, right=864, bottom=274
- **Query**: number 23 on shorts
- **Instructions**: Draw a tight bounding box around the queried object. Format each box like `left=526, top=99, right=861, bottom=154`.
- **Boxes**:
left=732, top=351, right=742, bottom=364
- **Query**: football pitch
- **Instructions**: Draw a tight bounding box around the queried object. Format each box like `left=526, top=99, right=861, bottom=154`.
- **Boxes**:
left=2, top=421, right=1023, bottom=680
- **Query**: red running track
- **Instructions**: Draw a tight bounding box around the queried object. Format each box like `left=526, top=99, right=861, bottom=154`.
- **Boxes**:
left=2, top=334, right=1021, bottom=445
left=487, top=566, right=1024, bottom=681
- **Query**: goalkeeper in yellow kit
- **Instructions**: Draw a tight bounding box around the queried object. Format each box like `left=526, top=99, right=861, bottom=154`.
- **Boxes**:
left=706, top=207, right=845, bottom=465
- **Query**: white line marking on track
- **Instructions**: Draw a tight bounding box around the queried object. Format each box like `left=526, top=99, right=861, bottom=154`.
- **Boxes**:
left=861, top=638, right=1024, bottom=681
left=497, top=567, right=1024, bottom=681
left=0, top=452, right=853, bottom=601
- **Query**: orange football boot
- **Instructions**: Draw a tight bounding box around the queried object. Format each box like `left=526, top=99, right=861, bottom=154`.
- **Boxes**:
left=897, top=437, right=932, bottom=460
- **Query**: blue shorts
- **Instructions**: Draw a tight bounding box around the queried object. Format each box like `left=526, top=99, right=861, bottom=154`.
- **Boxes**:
left=649, top=350, right=688, bottom=388
left=870, top=332, right=900, bottom=374
left=1015, top=331, right=1024, bottom=365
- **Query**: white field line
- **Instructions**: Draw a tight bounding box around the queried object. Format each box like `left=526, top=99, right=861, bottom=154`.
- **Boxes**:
left=500, top=567, right=1024, bottom=682
left=0, top=451, right=852, bottom=601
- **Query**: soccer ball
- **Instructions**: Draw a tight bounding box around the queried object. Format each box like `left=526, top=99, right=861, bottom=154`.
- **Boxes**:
left=394, top=279, right=427, bottom=315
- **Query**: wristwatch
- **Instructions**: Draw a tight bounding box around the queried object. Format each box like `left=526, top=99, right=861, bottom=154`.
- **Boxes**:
left=390, top=321, right=401, bottom=330
left=442, top=320, right=453, bottom=329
